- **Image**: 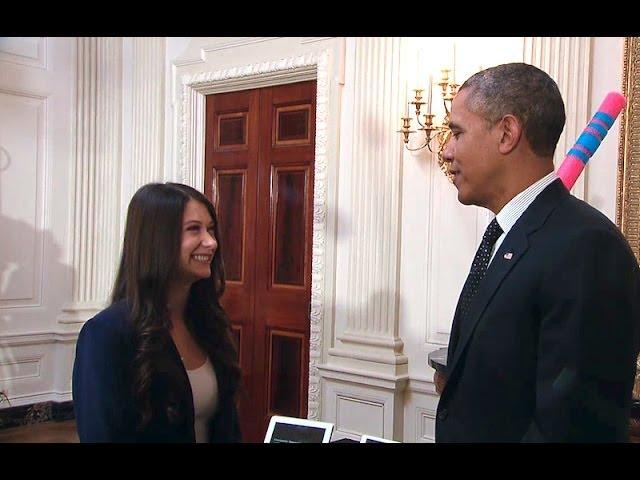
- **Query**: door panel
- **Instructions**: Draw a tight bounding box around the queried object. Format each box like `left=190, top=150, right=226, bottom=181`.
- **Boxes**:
left=267, top=329, right=304, bottom=418
left=272, top=166, right=310, bottom=287
left=254, top=81, right=316, bottom=435
left=205, top=88, right=260, bottom=440
left=205, top=80, right=316, bottom=442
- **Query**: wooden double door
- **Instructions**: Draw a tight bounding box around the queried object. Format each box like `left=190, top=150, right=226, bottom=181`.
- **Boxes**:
left=204, top=80, right=316, bottom=442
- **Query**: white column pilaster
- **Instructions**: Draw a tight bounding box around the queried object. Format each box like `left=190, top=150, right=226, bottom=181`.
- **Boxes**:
left=525, top=37, right=591, bottom=199
left=131, top=37, right=165, bottom=190
left=59, top=37, right=122, bottom=324
left=119, top=37, right=167, bottom=243
left=319, top=37, right=407, bottom=441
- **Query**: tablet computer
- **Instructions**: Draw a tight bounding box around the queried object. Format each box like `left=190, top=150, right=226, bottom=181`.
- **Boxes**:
left=264, top=415, right=334, bottom=443
left=360, top=434, right=399, bottom=443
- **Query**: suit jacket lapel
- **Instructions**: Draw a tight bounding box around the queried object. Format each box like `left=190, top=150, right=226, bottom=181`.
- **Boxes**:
left=445, top=179, right=569, bottom=384
left=447, top=230, right=529, bottom=378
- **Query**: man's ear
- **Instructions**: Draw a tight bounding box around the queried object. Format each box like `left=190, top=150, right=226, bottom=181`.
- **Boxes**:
left=497, top=114, right=522, bottom=154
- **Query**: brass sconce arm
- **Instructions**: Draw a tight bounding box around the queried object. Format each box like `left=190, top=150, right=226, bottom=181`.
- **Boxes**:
left=399, top=68, right=459, bottom=181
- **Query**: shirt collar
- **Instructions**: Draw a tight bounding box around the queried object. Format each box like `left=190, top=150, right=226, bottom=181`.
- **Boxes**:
left=495, top=171, right=558, bottom=236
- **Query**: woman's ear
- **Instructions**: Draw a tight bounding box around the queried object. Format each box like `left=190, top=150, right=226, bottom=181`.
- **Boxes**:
left=497, top=114, right=522, bottom=154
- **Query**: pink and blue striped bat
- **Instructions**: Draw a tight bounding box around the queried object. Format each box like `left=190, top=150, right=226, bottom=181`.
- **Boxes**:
left=557, top=92, right=627, bottom=190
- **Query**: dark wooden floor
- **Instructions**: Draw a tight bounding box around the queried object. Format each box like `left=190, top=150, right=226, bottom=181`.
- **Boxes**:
left=0, top=420, right=78, bottom=443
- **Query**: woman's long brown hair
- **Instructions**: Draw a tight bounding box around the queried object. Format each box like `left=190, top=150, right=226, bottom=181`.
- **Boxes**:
left=111, top=182, right=240, bottom=429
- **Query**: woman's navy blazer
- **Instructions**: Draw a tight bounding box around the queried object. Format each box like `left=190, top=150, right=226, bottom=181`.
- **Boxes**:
left=72, top=300, right=241, bottom=442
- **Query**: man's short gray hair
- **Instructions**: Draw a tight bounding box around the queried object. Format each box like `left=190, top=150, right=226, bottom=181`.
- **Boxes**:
left=459, top=63, right=566, bottom=157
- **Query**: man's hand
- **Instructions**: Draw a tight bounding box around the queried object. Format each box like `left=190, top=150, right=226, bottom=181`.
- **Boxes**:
left=434, top=371, right=447, bottom=395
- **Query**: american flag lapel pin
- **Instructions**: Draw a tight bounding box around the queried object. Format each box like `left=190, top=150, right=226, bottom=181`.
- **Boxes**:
left=503, top=252, right=513, bottom=260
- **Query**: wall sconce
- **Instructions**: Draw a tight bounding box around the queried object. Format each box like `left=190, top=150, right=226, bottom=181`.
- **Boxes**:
left=398, top=68, right=459, bottom=181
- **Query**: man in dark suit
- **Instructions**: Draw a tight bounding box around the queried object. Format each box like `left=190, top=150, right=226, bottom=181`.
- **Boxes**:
left=435, top=63, right=640, bottom=442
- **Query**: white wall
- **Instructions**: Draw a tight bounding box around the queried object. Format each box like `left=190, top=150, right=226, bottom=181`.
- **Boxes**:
left=0, top=37, right=76, bottom=406
left=0, top=36, right=168, bottom=409
left=586, top=37, right=625, bottom=221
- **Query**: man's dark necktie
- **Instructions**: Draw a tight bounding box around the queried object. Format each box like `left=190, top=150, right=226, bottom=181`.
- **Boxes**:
left=457, top=218, right=504, bottom=322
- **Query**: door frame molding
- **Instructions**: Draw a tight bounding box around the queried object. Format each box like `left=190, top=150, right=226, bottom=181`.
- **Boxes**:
left=178, top=49, right=332, bottom=420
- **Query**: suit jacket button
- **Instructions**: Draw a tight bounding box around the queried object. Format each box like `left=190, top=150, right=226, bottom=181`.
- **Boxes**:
left=438, top=409, right=448, bottom=421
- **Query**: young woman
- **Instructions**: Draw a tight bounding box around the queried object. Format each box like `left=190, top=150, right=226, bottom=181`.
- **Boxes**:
left=72, top=182, right=242, bottom=442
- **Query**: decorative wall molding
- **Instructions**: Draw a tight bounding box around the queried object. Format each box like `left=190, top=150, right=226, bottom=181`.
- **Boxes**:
left=328, top=38, right=407, bottom=381
left=407, top=375, right=438, bottom=395
left=617, top=36, right=640, bottom=399
left=320, top=365, right=408, bottom=441
left=173, top=58, right=203, bottom=68
left=0, top=37, right=46, bottom=69
left=336, top=332, right=404, bottom=350
left=178, top=49, right=332, bottom=421
left=0, top=88, right=46, bottom=308
left=0, top=355, right=42, bottom=382
left=328, top=348, right=409, bottom=366
left=416, top=406, right=436, bottom=442
left=202, top=37, right=281, bottom=53
left=301, top=38, right=335, bottom=45
left=344, top=37, right=404, bottom=340
left=422, top=134, right=483, bottom=347
left=618, top=36, right=640, bottom=263
left=524, top=37, right=591, bottom=200
left=0, top=390, right=72, bottom=408
left=0, top=87, right=46, bottom=101
left=336, top=393, right=385, bottom=438
left=173, top=38, right=285, bottom=68
left=318, top=38, right=408, bottom=441
left=318, top=364, right=409, bottom=389
left=0, top=37, right=76, bottom=417
left=0, top=330, right=77, bottom=409
left=182, top=59, right=318, bottom=94
left=58, top=37, right=122, bottom=324
left=130, top=37, right=165, bottom=190
left=0, top=331, right=79, bottom=347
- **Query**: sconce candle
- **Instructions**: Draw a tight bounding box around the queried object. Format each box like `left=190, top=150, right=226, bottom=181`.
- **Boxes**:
left=398, top=67, right=460, bottom=181
left=427, top=74, right=433, bottom=113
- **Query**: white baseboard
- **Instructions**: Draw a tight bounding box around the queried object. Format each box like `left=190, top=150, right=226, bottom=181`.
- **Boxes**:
left=0, top=390, right=72, bottom=409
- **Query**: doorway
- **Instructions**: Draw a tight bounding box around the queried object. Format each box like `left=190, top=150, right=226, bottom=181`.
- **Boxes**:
left=205, top=80, right=316, bottom=442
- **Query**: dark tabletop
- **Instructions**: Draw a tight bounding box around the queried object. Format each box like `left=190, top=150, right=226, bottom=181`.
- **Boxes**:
left=428, top=347, right=448, bottom=374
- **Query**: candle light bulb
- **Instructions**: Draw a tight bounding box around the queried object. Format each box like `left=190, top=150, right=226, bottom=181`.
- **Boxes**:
left=427, top=74, right=433, bottom=113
